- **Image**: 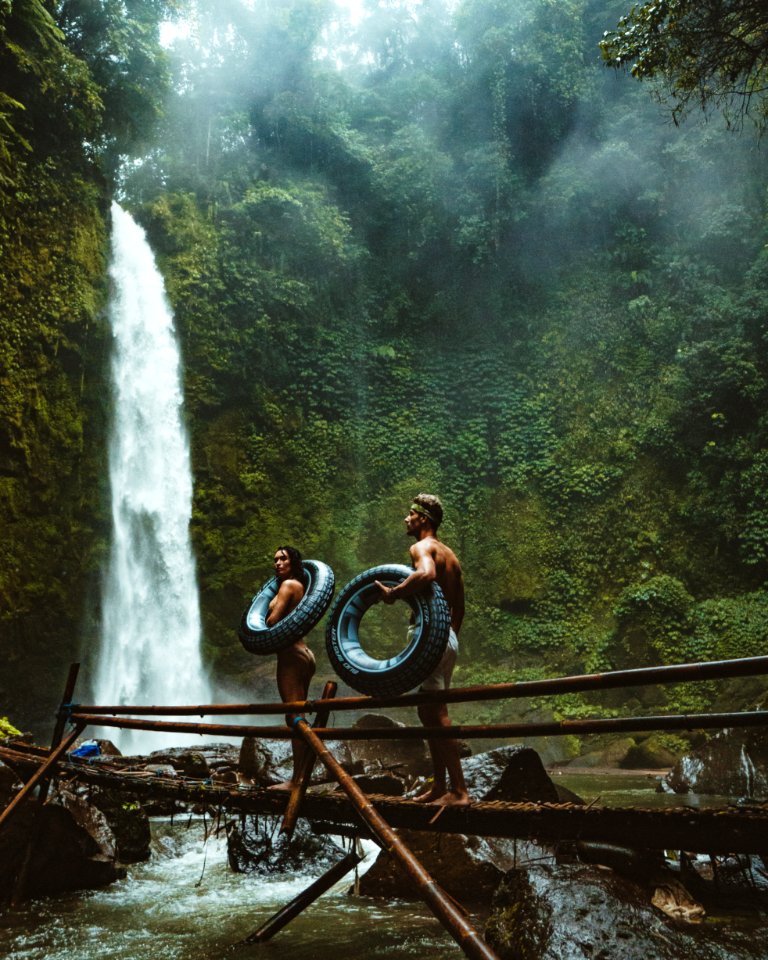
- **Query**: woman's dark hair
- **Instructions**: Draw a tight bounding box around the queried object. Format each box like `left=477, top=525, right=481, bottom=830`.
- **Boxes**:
left=275, top=545, right=305, bottom=582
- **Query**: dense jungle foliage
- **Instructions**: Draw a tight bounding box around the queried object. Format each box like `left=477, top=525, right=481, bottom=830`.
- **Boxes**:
left=2, top=0, right=768, bottom=746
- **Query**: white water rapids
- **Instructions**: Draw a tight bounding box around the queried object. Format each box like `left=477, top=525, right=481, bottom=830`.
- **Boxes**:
left=94, top=203, right=211, bottom=753
left=0, top=821, right=443, bottom=960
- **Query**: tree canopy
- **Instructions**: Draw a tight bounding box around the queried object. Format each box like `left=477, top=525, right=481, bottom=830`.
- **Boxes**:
left=3, top=0, right=768, bottom=742
left=600, top=0, right=768, bottom=130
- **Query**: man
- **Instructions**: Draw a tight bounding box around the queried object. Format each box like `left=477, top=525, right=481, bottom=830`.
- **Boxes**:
left=375, top=494, right=470, bottom=807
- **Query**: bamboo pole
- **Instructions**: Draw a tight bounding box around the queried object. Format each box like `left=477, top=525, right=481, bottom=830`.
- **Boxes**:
left=4, top=741, right=768, bottom=853
left=70, top=653, right=768, bottom=716
left=280, top=681, right=337, bottom=839
left=292, top=719, right=501, bottom=960
left=41, top=662, right=81, bottom=803
left=71, top=708, right=768, bottom=741
left=239, top=850, right=362, bottom=944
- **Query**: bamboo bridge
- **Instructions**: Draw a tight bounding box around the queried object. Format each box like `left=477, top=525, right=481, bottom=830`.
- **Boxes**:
left=2, top=656, right=768, bottom=958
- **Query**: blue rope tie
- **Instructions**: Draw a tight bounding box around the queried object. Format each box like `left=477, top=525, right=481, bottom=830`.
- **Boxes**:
left=58, top=702, right=76, bottom=725
left=291, top=716, right=307, bottom=729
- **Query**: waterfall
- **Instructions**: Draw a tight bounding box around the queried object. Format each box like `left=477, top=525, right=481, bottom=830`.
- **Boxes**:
left=95, top=202, right=211, bottom=754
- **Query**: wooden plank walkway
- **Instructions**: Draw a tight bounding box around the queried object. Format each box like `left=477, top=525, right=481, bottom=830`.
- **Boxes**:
left=2, top=743, right=766, bottom=855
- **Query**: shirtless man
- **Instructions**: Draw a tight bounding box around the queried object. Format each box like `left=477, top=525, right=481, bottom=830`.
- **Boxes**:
left=375, top=494, right=470, bottom=807
left=267, top=545, right=316, bottom=791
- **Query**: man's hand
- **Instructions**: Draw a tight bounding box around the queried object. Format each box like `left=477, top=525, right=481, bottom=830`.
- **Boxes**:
left=375, top=581, right=397, bottom=604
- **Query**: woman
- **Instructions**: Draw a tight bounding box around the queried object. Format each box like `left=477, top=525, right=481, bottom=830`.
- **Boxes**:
left=267, top=545, right=316, bottom=790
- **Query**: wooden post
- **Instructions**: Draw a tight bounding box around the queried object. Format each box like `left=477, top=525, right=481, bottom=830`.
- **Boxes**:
left=239, top=850, right=362, bottom=944
left=280, top=680, right=337, bottom=840
left=41, top=662, right=81, bottom=803
left=293, top=719, right=502, bottom=960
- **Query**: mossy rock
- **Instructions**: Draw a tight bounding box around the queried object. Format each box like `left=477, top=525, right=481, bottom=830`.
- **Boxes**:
left=0, top=717, right=22, bottom=739
left=620, top=735, right=679, bottom=770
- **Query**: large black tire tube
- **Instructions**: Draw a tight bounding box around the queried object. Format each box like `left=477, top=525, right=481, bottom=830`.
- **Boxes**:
left=325, top=563, right=451, bottom=697
left=238, top=559, right=335, bottom=655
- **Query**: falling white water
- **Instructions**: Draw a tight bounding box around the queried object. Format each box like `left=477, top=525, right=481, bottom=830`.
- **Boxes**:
left=95, top=202, right=211, bottom=754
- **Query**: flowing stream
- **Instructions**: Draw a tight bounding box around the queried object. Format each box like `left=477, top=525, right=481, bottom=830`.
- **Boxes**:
left=0, top=776, right=742, bottom=959
left=94, top=204, right=211, bottom=754
left=0, top=820, right=448, bottom=960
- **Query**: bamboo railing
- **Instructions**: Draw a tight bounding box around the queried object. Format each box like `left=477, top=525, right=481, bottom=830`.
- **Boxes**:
left=3, top=653, right=768, bottom=959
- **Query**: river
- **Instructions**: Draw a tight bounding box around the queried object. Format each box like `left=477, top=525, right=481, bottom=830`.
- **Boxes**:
left=0, top=772, right=731, bottom=960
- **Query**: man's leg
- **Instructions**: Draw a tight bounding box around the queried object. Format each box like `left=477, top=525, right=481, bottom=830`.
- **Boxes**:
left=411, top=630, right=469, bottom=806
left=414, top=700, right=470, bottom=807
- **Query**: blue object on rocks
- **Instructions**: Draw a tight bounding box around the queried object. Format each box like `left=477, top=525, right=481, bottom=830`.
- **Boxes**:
left=70, top=741, right=101, bottom=759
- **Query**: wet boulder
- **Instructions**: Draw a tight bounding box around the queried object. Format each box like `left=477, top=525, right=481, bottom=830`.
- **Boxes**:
left=226, top=814, right=345, bottom=876
left=238, top=735, right=353, bottom=786
left=356, top=746, right=560, bottom=903
left=620, top=734, right=679, bottom=770
left=462, top=745, right=559, bottom=803
left=347, top=713, right=430, bottom=780
left=349, top=772, right=406, bottom=796
left=88, top=789, right=152, bottom=863
left=356, top=829, right=536, bottom=904
left=0, top=786, right=125, bottom=905
left=662, top=730, right=768, bottom=800
left=485, top=863, right=768, bottom=960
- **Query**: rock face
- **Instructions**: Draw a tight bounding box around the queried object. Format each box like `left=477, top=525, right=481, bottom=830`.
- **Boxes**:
left=662, top=730, right=768, bottom=800
left=485, top=863, right=768, bottom=960
left=226, top=816, right=345, bottom=876
left=462, top=745, right=559, bottom=803
left=346, top=713, right=430, bottom=780
left=356, top=829, right=529, bottom=904
left=0, top=785, right=126, bottom=904
left=356, top=745, right=558, bottom=903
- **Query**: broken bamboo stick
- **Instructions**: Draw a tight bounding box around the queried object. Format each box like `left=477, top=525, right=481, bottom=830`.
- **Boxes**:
left=239, top=849, right=362, bottom=944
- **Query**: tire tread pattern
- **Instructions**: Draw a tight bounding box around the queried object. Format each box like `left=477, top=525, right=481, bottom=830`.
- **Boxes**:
left=238, top=560, right=335, bottom=655
left=325, top=563, right=451, bottom=697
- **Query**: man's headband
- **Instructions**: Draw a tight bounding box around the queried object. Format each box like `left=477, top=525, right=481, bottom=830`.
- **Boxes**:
left=410, top=503, right=436, bottom=523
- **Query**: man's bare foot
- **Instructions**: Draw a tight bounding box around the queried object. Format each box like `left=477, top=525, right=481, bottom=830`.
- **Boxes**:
left=267, top=780, right=295, bottom=792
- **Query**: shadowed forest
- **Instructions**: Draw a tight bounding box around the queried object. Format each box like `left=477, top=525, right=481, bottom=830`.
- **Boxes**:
left=2, top=0, right=768, bottom=752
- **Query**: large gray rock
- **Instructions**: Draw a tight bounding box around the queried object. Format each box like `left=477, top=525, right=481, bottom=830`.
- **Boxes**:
left=226, top=815, right=345, bottom=876
left=462, top=745, right=559, bottom=802
left=0, top=786, right=125, bottom=905
left=355, top=746, right=559, bottom=903
left=238, top=735, right=354, bottom=786
left=662, top=730, right=768, bottom=800
left=347, top=713, right=430, bottom=779
left=356, top=829, right=539, bottom=904
left=485, top=863, right=768, bottom=960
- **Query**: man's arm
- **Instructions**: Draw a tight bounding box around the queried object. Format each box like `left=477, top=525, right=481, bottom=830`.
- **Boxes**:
left=266, top=579, right=304, bottom=625
left=376, top=541, right=436, bottom=603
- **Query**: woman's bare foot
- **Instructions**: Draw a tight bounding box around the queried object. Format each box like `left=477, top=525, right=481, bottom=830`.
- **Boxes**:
left=267, top=781, right=295, bottom=792
left=430, top=789, right=471, bottom=808
left=411, top=785, right=447, bottom=803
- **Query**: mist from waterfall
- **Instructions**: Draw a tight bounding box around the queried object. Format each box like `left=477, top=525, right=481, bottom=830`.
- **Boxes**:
left=95, top=202, right=211, bottom=754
